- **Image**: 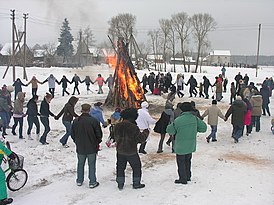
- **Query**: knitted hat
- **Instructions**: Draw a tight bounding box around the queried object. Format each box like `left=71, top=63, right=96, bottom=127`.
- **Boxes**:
left=81, top=103, right=91, bottom=112
left=141, top=101, right=149, bottom=108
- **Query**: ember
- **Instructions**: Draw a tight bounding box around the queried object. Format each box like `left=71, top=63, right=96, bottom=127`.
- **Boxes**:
left=105, top=37, right=146, bottom=108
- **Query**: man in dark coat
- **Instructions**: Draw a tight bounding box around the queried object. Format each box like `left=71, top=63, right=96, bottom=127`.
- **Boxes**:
left=225, top=96, right=247, bottom=143
left=113, top=108, right=149, bottom=190
left=260, top=83, right=271, bottom=116
left=186, top=75, right=198, bottom=97
left=58, top=75, right=71, bottom=96
left=202, top=76, right=211, bottom=99
left=234, top=72, right=243, bottom=90
left=26, top=95, right=40, bottom=140
left=13, top=78, right=27, bottom=100
left=71, top=103, right=102, bottom=188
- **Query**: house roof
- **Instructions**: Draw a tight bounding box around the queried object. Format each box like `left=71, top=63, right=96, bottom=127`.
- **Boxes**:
left=147, top=54, right=163, bottom=60
left=0, top=42, right=24, bottom=56
left=34, top=49, right=46, bottom=58
left=209, top=50, right=231, bottom=56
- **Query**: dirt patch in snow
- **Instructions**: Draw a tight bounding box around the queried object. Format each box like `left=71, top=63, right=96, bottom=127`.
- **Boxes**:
left=143, top=153, right=175, bottom=168
left=221, top=152, right=272, bottom=167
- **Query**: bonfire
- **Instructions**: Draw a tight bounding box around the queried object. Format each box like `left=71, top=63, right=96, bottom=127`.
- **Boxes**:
left=105, top=37, right=146, bottom=108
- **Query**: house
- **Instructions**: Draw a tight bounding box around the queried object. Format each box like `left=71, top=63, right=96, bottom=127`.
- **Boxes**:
left=0, top=42, right=33, bottom=66
left=170, top=56, right=196, bottom=65
left=206, top=50, right=231, bottom=66
left=146, top=54, right=164, bottom=64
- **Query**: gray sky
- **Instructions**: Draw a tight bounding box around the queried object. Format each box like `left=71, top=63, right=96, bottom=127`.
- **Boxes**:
left=0, top=0, right=273, bottom=55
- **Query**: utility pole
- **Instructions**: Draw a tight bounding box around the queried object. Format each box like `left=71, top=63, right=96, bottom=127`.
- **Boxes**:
left=23, top=13, right=28, bottom=80
left=256, top=24, right=261, bottom=77
left=11, top=9, right=16, bottom=82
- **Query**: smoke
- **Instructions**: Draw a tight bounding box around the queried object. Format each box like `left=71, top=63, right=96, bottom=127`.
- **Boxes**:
left=44, top=0, right=103, bottom=35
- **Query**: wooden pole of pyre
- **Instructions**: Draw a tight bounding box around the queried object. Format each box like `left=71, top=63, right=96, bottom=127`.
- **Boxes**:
left=105, top=37, right=146, bottom=108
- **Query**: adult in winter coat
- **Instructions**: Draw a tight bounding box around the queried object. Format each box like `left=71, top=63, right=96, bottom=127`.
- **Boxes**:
left=43, top=74, right=58, bottom=98
left=154, top=102, right=174, bottom=153
left=0, top=142, right=15, bottom=205
left=141, top=74, right=148, bottom=93
left=81, top=76, right=94, bottom=94
left=39, top=93, right=55, bottom=145
left=260, top=83, right=271, bottom=116
left=71, top=103, right=102, bottom=188
left=105, top=74, right=114, bottom=93
left=136, top=101, right=156, bottom=154
left=0, top=90, right=11, bottom=137
left=234, top=72, right=243, bottom=90
left=230, top=82, right=237, bottom=104
left=176, top=74, right=184, bottom=98
left=243, top=74, right=249, bottom=86
left=166, top=102, right=207, bottom=184
left=89, top=102, right=107, bottom=127
left=225, top=96, right=247, bottom=143
left=148, top=73, right=155, bottom=93
left=186, top=75, right=198, bottom=97
left=113, top=108, right=149, bottom=190
left=213, top=76, right=223, bottom=101
left=26, top=95, right=40, bottom=140
left=27, top=76, right=43, bottom=97
left=55, top=96, right=79, bottom=147
left=202, top=76, right=211, bottom=99
left=12, top=78, right=27, bottom=100
left=11, top=92, right=26, bottom=139
left=201, top=100, right=225, bottom=143
left=58, top=75, right=71, bottom=96
left=94, top=74, right=105, bottom=94
left=250, top=91, right=263, bottom=132
left=243, top=98, right=252, bottom=136
left=71, top=74, right=81, bottom=95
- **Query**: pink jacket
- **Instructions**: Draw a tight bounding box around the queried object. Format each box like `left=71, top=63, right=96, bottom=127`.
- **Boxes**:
left=244, top=110, right=252, bottom=125
left=95, top=77, right=105, bottom=86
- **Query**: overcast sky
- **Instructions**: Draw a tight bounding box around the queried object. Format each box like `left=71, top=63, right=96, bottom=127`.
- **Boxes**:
left=0, top=0, right=273, bottom=55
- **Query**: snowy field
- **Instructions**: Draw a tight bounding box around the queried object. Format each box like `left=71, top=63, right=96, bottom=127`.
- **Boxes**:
left=0, top=64, right=273, bottom=205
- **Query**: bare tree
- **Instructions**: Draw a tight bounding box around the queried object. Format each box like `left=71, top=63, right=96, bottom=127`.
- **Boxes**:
left=148, top=29, right=161, bottom=71
left=171, top=12, right=191, bottom=72
left=108, top=13, right=136, bottom=43
left=168, top=20, right=177, bottom=72
left=191, top=13, right=217, bottom=72
left=159, top=19, right=171, bottom=72
left=83, top=26, right=95, bottom=48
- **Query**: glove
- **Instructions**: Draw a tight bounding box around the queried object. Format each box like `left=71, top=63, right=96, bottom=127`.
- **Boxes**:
left=8, top=152, right=16, bottom=160
left=54, top=116, right=58, bottom=120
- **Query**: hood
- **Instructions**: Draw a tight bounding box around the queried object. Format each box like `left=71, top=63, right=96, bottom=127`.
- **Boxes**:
left=68, top=96, right=79, bottom=106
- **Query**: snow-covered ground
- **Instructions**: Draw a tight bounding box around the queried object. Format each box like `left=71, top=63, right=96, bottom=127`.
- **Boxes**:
left=0, top=64, right=273, bottom=205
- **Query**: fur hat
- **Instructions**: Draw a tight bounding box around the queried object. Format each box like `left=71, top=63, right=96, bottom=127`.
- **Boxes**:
left=179, top=102, right=193, bottom=112
left=120, top=108, right=138, bottom=121
left=81, top=103, right=91, bottom=112
left=94, top=102, right=103, bottom=107
left=141, top=101, right=149, bottom=108
left=236, top=95, right=242, bottom=100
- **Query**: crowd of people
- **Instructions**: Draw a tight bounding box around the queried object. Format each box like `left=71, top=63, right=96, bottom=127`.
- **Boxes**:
left=12, top=73, right=114, bottom=99
left=0, top=67, right=273, bottom=204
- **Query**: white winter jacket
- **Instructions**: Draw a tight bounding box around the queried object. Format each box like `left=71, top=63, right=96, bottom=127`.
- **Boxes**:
left=136, top=108, right=156, bottom=130
left=47, top=76, right=56, bottom=88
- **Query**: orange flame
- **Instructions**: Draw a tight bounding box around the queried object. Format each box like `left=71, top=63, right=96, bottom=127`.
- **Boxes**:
left=107, top=54, right=144, bottom=107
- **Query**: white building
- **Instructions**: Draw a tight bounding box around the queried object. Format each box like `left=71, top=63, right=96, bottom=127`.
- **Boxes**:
left=206, top=50, right=231, bottom=66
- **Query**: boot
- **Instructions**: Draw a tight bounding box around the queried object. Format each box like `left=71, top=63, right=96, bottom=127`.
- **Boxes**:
left=139, top=142, right=147, bottom=154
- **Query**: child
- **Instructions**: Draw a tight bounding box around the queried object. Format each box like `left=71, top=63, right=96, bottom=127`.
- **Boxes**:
left=198, top=82, right=204, bottom=98
left=106, top=107, right=122, bottom=147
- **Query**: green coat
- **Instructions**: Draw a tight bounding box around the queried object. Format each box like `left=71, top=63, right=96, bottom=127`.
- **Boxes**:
left=0, top=142, right=12, bottom=200
left=166, top=112, right=207, bottom=155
